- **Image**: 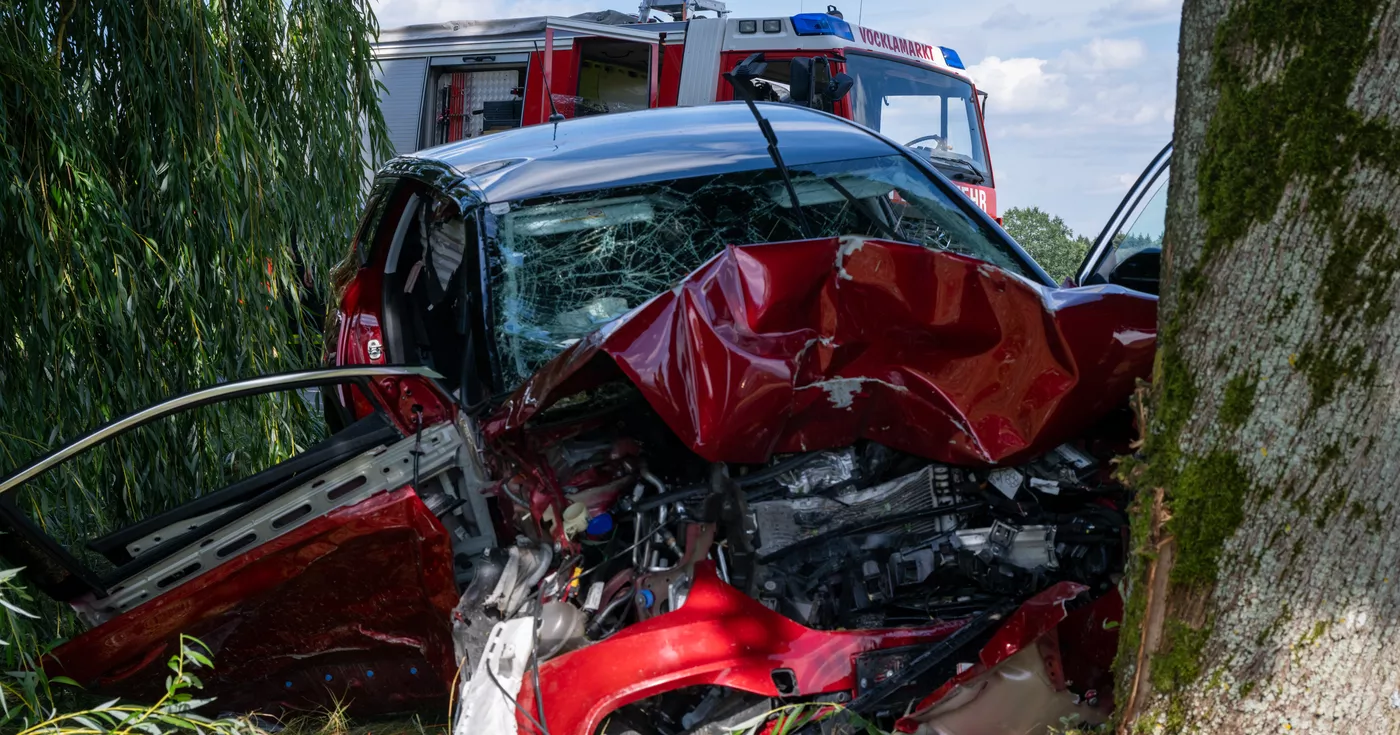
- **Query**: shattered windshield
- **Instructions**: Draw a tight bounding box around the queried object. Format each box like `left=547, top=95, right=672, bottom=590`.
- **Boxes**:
left=485, top=154, right=1033, bottom=384
left=846, top=53, right=990, bottom=185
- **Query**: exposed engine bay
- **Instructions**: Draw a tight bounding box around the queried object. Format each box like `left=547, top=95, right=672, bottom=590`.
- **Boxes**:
left=432, top=237, right=1155, bottom=735
left=450, top=379, right=1131, bottom=735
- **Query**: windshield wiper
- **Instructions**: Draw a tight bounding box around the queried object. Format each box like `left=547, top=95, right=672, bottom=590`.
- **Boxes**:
left=723, top=53, right=815, bottom=239
left=922, top=153, right=986, bottom=184
left=823, top=177, right=908, bottom=243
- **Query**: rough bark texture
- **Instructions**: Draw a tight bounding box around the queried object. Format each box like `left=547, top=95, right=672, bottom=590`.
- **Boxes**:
left=1119, top=0, right=1400, bottom=732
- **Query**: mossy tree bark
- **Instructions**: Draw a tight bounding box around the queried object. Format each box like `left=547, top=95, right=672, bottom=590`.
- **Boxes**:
left=1117, top=0, right=1400, bottom=732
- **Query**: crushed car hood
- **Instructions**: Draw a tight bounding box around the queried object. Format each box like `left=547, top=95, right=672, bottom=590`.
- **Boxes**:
left=486, top=236, right=1157, bottom=466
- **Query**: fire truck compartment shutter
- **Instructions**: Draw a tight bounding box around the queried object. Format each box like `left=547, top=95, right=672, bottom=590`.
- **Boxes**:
left=374, top=58, right=429, bottom=156
left=677, top=17, right=725, bottom=107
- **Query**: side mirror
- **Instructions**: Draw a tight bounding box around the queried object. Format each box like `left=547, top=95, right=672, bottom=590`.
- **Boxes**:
left=727, top=52, right=769, bottom=83
left=787, top=57, right=814, bottom=105
left=1108, top=247, right=1160, bottom=295
left=827, top=72, right=853, bottom=102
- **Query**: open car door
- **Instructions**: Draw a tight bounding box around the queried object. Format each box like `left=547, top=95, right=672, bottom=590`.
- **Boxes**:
left=1076, top=142, right=1171, bottom=295
left=0, top=367, right=490, bottom=714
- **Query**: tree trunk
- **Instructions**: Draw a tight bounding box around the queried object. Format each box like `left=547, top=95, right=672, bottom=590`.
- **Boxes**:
left=1118, top=0, right=1400, bottom=732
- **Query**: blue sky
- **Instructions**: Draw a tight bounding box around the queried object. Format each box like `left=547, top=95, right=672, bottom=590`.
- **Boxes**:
left=371, top=0, right=1181, bottom=236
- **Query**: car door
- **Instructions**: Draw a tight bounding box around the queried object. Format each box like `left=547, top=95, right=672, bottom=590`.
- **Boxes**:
left=1076, top=142, right=1172, bottom=295
left=0, top=367, right=491, bottom=715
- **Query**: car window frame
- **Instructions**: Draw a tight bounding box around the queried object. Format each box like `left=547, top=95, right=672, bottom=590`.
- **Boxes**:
left=0, top=366, right=441, bottom=601
left=1077, top=142, right=1173, bottom=287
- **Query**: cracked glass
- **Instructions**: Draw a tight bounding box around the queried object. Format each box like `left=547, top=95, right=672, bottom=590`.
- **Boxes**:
left=486, top=153, right=1033, bottom=385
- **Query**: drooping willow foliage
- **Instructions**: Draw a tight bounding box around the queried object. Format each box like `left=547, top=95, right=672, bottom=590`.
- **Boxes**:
left=0, top=0, right=387, bottom=641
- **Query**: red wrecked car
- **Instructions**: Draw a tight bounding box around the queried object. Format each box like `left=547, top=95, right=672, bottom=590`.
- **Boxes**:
left=3, top=103, right=1166, bottom=733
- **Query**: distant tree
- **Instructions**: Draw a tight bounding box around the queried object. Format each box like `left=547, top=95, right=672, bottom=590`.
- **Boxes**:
left=1001, top=206, right=1092, bottom=284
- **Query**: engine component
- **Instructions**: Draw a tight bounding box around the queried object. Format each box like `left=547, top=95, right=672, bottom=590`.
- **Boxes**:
left=538, top=601, right=586, bottom=660
left=952, top=522, right=1057, bottom=571
left=774, top=447, right=856, bottom=495
left=899, top=646, right=1106, bottom=735
left=483, top=542, right=553, bottom=617
left=751, top=465, right=970, bottom=560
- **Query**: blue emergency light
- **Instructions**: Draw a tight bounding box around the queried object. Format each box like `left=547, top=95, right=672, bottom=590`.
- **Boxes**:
left=939, top=46, right=966, bottom=69
left=790, top=13, right=855, bottom=41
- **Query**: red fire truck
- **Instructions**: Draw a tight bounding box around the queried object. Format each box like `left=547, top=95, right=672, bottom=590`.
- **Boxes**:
left=372, top=2, right=1000, bottom=217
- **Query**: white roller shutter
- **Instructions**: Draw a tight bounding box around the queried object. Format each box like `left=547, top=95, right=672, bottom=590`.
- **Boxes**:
left=374, top=58, right=429, bottom=156
left=677, top=17, right=725, bottom=107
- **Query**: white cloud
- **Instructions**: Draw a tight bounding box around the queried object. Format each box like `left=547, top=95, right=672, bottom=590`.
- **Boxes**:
left=1100, top=171, right=1143, bottom=193
left=981, top=4, right=1039, bottom=31
left=1075, top=82, right=1174, bottom=126
left=1094, top=0, right=1183, bottom=25
left=1080, top=37, right=1147, bottom=70
left=967, top=57, right=1069, bottom=113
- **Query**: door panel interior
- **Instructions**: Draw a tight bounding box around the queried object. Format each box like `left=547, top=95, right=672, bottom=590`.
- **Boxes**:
left=0, top=367, right=476, bottom=714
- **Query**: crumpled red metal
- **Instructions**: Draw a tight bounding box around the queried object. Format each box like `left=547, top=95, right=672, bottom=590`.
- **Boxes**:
left=515, top=562, right=966, bottom=735
left=486, top=237, right=1157, bottom=466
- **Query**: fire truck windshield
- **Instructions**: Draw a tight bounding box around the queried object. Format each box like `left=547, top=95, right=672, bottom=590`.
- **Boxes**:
left=845, top=52, right=990, bottom=186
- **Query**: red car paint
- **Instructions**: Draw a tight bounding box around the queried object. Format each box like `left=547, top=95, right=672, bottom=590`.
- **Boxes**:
left=486, top=237, right=1157, bottom=467
left=515, top=569, right=1118, bottom=735
left=515, top=562, right=967, bottom=735
left=46, top=489, right=460, bottom=715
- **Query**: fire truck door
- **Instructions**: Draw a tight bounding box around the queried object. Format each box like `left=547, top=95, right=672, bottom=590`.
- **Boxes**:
left=538, top=18, right=662, bottom=124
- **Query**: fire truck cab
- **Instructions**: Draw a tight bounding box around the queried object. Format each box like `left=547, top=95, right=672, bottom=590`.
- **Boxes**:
left=372, top=3, right=998, bottom=217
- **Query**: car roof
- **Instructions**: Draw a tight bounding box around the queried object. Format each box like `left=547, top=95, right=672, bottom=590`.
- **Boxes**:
left=396, top=102, right=901, bottom=203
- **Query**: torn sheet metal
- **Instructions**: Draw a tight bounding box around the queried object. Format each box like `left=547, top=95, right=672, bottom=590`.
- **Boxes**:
left=486, top=237, right=1156, bottom=466
left=894, top=581, right=1121, bottom=732
left=513, top=562, right=966, bottom=735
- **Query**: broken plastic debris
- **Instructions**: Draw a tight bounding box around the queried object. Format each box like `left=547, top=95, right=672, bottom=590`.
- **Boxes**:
left=776, top=448, right=856, bottom=495
left=953, top=522, right=1057, bottom=570
left=987, top=468, right=1024, bottom=499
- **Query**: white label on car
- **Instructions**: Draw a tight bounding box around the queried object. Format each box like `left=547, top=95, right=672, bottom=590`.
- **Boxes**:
left=988, top=468, right=1023, bottom=499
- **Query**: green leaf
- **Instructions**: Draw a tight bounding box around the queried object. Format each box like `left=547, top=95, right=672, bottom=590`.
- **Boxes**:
left=0, top=599, right=38, bottom=620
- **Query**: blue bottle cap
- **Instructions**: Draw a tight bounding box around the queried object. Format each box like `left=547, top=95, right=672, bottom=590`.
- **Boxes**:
left=586, top=512, right=614, bottom=536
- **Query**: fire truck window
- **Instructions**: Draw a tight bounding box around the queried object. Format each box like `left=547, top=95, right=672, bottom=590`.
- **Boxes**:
left=569, top=39, right=651, bottom=117
left=749, top=61, right=794, bottom=104
left=846, top=53, right=989, bottom=185
left=487, top=154, right=1033, bottom=383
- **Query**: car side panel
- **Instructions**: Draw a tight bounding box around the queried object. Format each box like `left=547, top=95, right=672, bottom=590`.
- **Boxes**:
left=45, top=488, right=459, bottom=715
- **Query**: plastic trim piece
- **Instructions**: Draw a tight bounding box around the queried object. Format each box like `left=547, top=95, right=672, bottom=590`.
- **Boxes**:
left=453, top=617, right=537, bottom=735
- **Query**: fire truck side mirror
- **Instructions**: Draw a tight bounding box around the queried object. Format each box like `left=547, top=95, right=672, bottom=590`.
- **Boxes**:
left=827, top=73, right=854, bottom=102
left=787, top=57, right=815, bottom=106
left=728, top=53, right=769, bottom=83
